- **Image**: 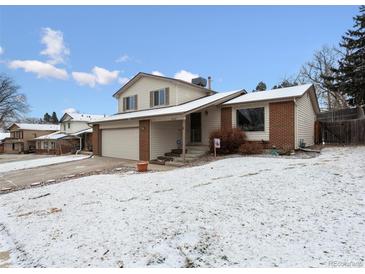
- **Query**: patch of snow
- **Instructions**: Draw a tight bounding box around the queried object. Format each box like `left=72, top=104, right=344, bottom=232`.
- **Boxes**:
left=0, top=147, right=364, bottom=267
left=224, top=83, right=312, bottom=105
left=0, top=155, right=89, bottom=173
left=9, top=123, right=60, bottom=131
left=0, top=133, right=10, bottom=142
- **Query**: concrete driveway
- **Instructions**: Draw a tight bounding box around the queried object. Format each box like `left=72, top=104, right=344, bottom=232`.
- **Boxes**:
left=0, top=156, right=174, bottom=192
left=0, top=154, right=51, bottom=164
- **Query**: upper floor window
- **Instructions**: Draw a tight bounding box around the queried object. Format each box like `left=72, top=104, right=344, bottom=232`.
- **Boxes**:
left=68, top=123, right=71, bottom=129
left=123, top=95, right=137, bottom=111
left=236, top=107, right=265, bottom=131
left=150, top=88, right=169, bottom=107
left=64, top=124, right=66, bottom=131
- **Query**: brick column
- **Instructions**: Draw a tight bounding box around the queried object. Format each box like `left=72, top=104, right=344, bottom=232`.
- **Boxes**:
left=221, top=107, right=233, bottom=130
left=92, top=124, right=101, bottom=156
left=139, top=120, right=150, bottom=161
left=269, top=101, right=295, bottom=150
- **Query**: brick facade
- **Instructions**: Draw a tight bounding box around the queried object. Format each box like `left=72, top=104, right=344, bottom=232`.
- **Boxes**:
left=221, top=107, right=233, bottom=130
left=92, top=124, right=101, bottom=156
left=139, top=120, right=150, bottom=161
left=269, top=101, right=295, bottom=150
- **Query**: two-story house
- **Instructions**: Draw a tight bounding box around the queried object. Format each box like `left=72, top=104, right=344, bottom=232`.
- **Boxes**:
left=4, top=123, right=60, bottom=154
left=90, top=72, right=319, bottom=163
left=34, top=112, right=105, bottom=154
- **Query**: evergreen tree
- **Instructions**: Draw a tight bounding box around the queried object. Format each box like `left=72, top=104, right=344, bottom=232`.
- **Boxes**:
left=255, top=81, right=267, bottom=91
left=325, top=6, right=365, bottom=106
left=50, top=112, right=59, bottom=124
left=272, top=79, right=298, bottom=89
left=43, top=112, right=51, bottom=123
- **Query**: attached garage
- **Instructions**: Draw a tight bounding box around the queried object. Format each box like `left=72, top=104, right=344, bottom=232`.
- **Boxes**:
left=101, top=128, right=139, bottom=160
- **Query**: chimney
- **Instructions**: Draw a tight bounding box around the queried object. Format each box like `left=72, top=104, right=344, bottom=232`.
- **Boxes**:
left=208, top=76, right=212, bottom=90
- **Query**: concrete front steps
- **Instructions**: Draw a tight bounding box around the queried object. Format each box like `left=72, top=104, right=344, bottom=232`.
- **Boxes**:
left=150, top=145, right=209, bottom=166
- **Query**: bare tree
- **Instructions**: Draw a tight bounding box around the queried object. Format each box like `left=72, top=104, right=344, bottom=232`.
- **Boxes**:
left=298, top=45, right=348, bottom=110
left=0, top=74, right=29, bottom=129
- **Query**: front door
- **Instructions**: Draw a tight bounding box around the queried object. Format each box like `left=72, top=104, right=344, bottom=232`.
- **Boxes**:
left=190, top=112, right=202, bottom=143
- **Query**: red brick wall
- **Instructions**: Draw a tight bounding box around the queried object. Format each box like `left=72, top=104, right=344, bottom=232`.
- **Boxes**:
left=139, top=120, right=150, bottom=161
left=269, top=101, right=295, bottom=150
left=221, top=107, right=232, bottom=130
left=92, top=124, right=101, bottom=156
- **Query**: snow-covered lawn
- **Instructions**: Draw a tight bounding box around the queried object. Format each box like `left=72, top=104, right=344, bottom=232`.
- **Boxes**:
left=0, top=146, right=364, bottom=267
left=0, top=155, right=89, bottom=174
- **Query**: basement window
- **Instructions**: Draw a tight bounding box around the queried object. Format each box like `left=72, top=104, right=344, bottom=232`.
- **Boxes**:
left=236, top=107, right=265, bottom=131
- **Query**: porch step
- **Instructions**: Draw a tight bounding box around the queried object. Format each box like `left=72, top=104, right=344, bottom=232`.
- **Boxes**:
left=164, top=152, right=181, bottom=157
left=149, top=159, right=166, bottom=165
left=186, top=145, right=209, bottom=152
left=157, top=156, right=174, bottom=162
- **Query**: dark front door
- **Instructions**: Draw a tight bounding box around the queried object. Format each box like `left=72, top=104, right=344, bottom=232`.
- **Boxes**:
left=190, top=112, right=202, bottom=143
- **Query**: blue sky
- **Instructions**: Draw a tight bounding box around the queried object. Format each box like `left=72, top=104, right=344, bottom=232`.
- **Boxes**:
left=0, top=5, right=359, bottom=118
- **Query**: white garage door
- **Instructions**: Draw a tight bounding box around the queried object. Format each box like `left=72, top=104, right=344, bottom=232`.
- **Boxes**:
left=101, top=128, right=139, bottom=160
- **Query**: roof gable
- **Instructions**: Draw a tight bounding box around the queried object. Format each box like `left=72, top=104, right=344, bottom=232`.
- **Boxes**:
left=113, top=72, right=215, bottom=98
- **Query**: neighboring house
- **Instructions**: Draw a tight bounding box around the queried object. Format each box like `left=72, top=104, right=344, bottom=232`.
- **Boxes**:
left=35, top=112, right=105, bottom=154
left=90, top=72, right=319, bottom=162
left=4, top=123, right=60, bottom=154
left=0, top=132, right=11, bottom=153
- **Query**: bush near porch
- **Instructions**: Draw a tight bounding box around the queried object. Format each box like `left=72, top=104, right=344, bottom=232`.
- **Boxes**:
left=239, top=142, right=264, bottom=154
left=209, top=128, right=246, bottom=154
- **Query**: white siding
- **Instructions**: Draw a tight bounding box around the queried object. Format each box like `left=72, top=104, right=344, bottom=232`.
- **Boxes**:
left=296, top=92, right=316, bottom=147
left=61, top=121, right=90, bottom=134
left=231, top=102, right=270, bottom=141
left=201, top=106, right=221, bottom=145
left=150, top=121, right=181, bottom=159
left=117, top=76, right=207, bottom=113
left=101, top=128, right=139, bottom=160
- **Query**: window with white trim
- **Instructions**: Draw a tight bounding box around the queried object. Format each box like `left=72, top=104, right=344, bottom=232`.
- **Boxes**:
left=150, top=88, right=169, bottom=107
left=236, top=107, right=265, bottom=131
left=124, top=95, right=137, bottom=111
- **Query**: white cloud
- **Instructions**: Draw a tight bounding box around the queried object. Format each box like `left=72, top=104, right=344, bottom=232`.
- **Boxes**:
left=72, top=66, right=119, bottom=87
left=174, top=70, right=199, bottom=82
left=151, top=71, right=164, bottom=77
left=8, top=60, right=68, bottom=80
left=93, top=66, right=119, bottom=85
left=63, top=108, right=78, bottom=114
left=72, top=72, right=97, bottom=87
left=118, top=77, right=130, bottom=85
left=0, top=46, right=4, bottom=55
left=40, top=27, right=70, bottom=65
left=115, top=54, right=130, bottom=63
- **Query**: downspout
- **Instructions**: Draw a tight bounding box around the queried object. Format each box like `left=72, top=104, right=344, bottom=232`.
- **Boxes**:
left=75, top=135, right=82, bottom=155
left=293, top=98, right=298, bottom=150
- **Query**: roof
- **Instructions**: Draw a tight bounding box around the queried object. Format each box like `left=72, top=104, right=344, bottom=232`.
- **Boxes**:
left=113, top=72, right=216, bottom=98
left=91, top=90, right=244, bottom=124
left=34, top=131, right=68, bottom=140
left=223, top=84, right=314, bottom=105
left=0, top=133, right=10, bottom=141
left=60, top=113, right=106, bottom=123
left=72, top=128, right=92, bottom=135
left=7, top=123, right=60, bottom=131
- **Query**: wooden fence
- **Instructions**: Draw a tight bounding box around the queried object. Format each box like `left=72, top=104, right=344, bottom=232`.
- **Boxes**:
left=318, top=118, right=365, bottom=145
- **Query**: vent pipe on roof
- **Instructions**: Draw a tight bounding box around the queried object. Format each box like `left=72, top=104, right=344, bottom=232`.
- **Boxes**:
left=208, top=76, right=212, bottom=90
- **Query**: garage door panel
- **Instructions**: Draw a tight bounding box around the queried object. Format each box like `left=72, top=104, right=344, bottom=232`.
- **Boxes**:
left=101, top=128, right=139, bottom=160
